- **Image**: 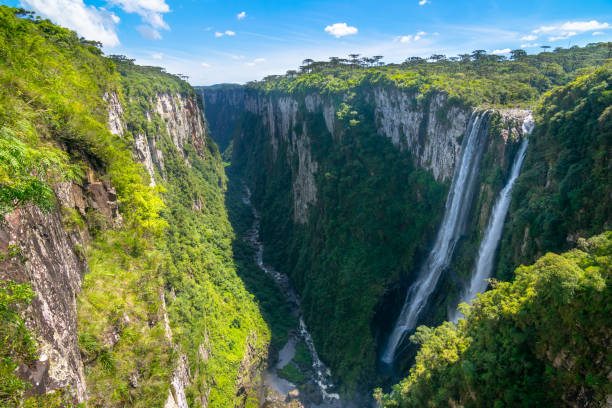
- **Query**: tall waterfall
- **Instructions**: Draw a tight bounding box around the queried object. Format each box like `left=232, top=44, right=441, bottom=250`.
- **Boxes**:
left=450, top=114, right=534, bottom=322
left=381, top=111, right=490, bottom=365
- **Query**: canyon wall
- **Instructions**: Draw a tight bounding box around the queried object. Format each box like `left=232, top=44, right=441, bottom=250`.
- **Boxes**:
left=221, top=85, right=530, bottom=392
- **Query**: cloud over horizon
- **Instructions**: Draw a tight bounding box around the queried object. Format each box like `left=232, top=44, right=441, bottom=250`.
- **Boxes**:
left=325, top=23, right=358, bottom=38
left=20, top=0, right=121, bottom=46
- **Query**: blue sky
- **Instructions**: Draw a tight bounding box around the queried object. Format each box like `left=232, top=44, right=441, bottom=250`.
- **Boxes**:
left=4, top=0, right=612, bottom=85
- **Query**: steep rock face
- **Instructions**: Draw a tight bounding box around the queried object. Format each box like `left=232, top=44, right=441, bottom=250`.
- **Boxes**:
left=372, top=88, right=470, bottom=182
left=0, top=178, right=121, bottom=402
left=197, top=86, right=245, bottom=151
left=242, top=92, right=326, bottom=224
left=154, top=92, right=207, bottom=159
left=105, top=91, right=124, bottom=138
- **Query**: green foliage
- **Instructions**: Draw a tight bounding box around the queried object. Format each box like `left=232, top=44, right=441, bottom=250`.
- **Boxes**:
left=498, top=64, right=612, bottom=279
left=248, top=43, right=611, bottom=107
left=0, top=128, right=81, bottom=214
left=0, top=281, right=37, bottom=406
left=278, top=363, right=307, bottom=386
left=0, top=7, right=172, bottom=406
left=377, top=232, right=612, bottom=407
left=115, top=61, right=271, bottom=407
left=292, top=342, right=313, bottom=369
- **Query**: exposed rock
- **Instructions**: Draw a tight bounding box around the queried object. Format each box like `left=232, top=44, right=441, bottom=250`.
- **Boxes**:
left=373, top=88, right=471, bottom=182
left=164, top=354, right=190, bottom=408
left=155, top=93, right=207, bottom=159
left=0, top=205, right=87, bottom=402
left=291, top=122, right=318, bottom=224
left=104, top=91, right=125, bottom=137
left=235, top=331, right=267, bottom=408
left=198, top=86, right=245, bottom=151
left=134, top=132, right=158, bottom=186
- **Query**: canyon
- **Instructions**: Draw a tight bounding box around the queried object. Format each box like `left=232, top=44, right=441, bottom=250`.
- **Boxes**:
left=1, top=8, right=610, bottom=407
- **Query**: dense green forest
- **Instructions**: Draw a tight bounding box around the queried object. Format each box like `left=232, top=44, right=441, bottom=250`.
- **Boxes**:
left=375, top=231, right=611, bottom=407
left=249, top=43, right=611, bottom=106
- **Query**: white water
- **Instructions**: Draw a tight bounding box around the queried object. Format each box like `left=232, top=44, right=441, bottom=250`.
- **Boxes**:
left=242, top=186, right=341, bottom=404
left=450, top=114, right=533, bottom=322
left=381, top=112, right=489, bottom=365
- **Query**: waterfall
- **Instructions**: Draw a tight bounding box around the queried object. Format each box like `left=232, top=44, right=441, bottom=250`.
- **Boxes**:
left=381, top=111, right=490, bottom=365
left=450, top=114, right=533, bottom=322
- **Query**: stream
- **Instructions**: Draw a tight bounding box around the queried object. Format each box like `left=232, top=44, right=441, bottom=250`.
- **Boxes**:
left=242, top=184, right=342, bottom=407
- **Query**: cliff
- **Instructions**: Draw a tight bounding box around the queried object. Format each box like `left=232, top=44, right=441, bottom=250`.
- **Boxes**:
left=0, top=9, right=270, bottom=407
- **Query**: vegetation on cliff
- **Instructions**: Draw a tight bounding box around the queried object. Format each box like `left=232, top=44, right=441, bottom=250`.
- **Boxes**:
left=112, top=58, right=272, bottom=407
left=0, top=7, right=271, bottom=407
left=376, top=231, right=611, bottom=407
left=498, top=64, right=612, bottom=279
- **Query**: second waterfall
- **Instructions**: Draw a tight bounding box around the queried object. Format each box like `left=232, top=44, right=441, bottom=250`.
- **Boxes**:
left=381, top=111, right=491, bottom=365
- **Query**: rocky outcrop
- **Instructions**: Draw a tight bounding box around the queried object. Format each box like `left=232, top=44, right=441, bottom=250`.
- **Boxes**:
left=240, top=93, right=331, bottom=223
left=105, top=91, right=124, bottom=138
left=155, top=93, right=207, bottom=159
left=1, top=205, right=87, bottom=401
left=372, top=88, right=471, bottom=182
left=0, top=175, right=122, bottom=402
left=164, top=354, right=190, bottom=408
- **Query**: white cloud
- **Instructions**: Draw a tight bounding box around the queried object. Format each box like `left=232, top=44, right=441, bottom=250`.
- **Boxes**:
left=324, top=23, right=358, bottom=38
left=521, top=43, right=540, bottom=48
left=237, top=11, right=246, bottom=20
left=492, top=48, right=511, bottom=55
left=201, top=62, right=211, bottom=68
left=418, top=0, right=430, bottom=5
left=246, top=57, right=265, bottom=67
left=593, top=31, right=604, bottom=36
left=521, top=34, right=537, bottom=41
left=396, top=31, right=426, bottom=43
left=231, top=55, right=245, bottom=59
left=109, top=0, right=170, bottom=29
left=136, top=25, right=161, bottom=40
left=151, top=52, right=163, bottom=59
left=215, top=30, right=235, bottom=37
left=20, top=0, right=120, bottom=46
left=532, top=20, right=610, bottom=41
left=549, top=33, right=575, bottom=41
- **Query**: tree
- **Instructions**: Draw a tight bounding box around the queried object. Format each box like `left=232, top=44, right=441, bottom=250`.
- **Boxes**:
left=510, top=49, right=527, bottom=61
left=471, top=49, right=487, bottom=61
left=372, top=55, right=384, bottom=66
left=429, top=54, right=446, bottom=62
left=348, top=53, right=361, bottom=65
